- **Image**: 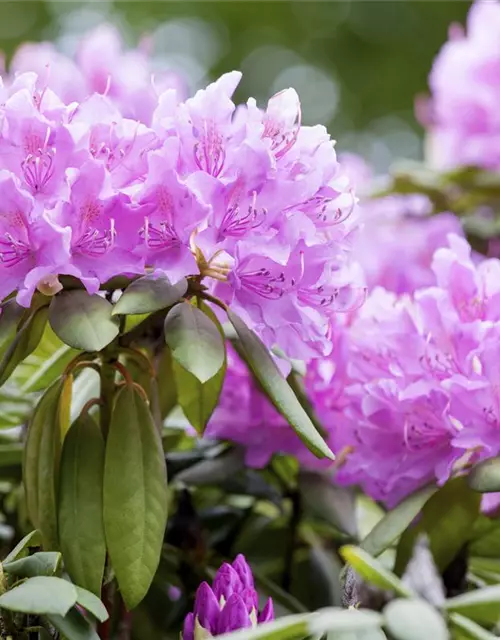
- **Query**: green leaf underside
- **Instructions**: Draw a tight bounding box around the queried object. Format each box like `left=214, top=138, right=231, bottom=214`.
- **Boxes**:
left=3, top=530, right=42, bottom=564
left=383, top=599, right=449, bottom=640
left=0, top=576, right=77, bottom=616
left=59, top=413, right=106, bottom=596
left=3, top=551, right=61, bottom=578
left=164, top=302, right=225, bottom=383
left=449, top=612, right=499, bottom=640
left=74, top=586, right=109, bottom=622
left=112, top=275, right=187, bottom=315
left=103, top=384, right=168, bottom=609
left=47, top=607, right=101, bottom=640
left=228, top=310, right=334, bottom=461
left=49, top=291, right=119, bottom=351
left=444, top=585, right=500, bottom=625
left=340, top=545, right=413, bottom=598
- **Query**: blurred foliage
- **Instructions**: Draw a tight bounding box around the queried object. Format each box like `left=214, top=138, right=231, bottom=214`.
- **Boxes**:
left=0, top=0, right=470, bottom=171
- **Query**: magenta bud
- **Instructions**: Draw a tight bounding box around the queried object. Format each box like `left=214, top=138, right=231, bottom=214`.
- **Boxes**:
left=194, top=582, right=220, bottom=633
left=232, top=554, right=255, bottom=589
left=217, top=594, right=252, bottom=634
left=182, top=612, right=195, bottom=640
left=240, top=587, right=258, bottom=613
left=258, top=598, right=274, bottom=623
left=212, top=563, right=243, bottom=601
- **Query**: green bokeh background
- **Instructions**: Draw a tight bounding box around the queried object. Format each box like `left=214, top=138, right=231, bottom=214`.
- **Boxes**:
left=0, top=1, right=470, bottom=170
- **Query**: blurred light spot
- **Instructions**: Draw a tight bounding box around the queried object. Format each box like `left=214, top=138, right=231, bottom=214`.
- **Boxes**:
left=0, top=2, right=39, bottom=40
left=272, top=64, right=339, bottom=124
left=241, top=45, right=302, bottom=103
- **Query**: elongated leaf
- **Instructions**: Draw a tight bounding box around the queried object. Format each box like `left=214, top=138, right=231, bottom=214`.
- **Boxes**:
left=361, top=485, right=436, bottom=557
left=47, top=607, right=101, bottom=640
left=113, top=275, right=187, bottom=315
left=21, top=343, right=77, bottom=393
left=103, top=384, right=168, bottom=609
left=217, top=608, right=382, bottom=640
left=75, top=586, right=108, bottom=622
left=0, top=576, right=77, bottom=615
left=3, top=530, right=42, bottom=564
left=0, top=299, right=23, bottom=359
left=0, top=443, right=23, bottom=466
left=469, top=457, right=500, bottom=493
left=24, top=377, right=71, bottom=550
left=49, top=291, right=119, bottom=351
left=444, top=585, right=500, bottom=625
left=164, top=302, right=225, bottom=383
left=383, top=599, right=449, bottom=640
left=0, top=304, right=49, bottom=387
left=395, top=477, right=481, bottom=575
left=340, top=546, right=413, bottom=598
left=156, top=347, right=177, bottom=419
left=228, top=311, right=334, bottom=460
left=449, top=612, right=499, bottom=640
left=3, top=551, right=61, bottom=578
left=58, top=413, right=106, bottom=596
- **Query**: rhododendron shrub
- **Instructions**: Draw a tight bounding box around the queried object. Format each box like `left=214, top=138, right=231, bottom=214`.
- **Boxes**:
left=1, top=4, right=500, bottom=640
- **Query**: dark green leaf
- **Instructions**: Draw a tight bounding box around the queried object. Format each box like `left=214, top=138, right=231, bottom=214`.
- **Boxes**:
left=49, top=291, right=119, bottom=351
left=103, top=384, right=168, bottom=609
left=0, top=576, right=77, bottom=615
left=3, top=530, right=42, bottom=564
left=444, top=585, right=500, bottom=625
left=165, top=302, right=225, bottom=383
left=228, top=311, right=334, bottom=461
left=383, top=599, right=449, bottom=640
left=47, top=607, right=101, bottom=640
left=469, top=457, right=500, bottom=493
left=175, top=449, right=245, bottom=485
left=395, top=477, right=481, bottom=575
left=339, top=545, right=413, bottom=598
left=75, top=586, right=108, bottom=622
left=0, top=443, right=23, bottom=467
left=0, top=299, right=24, bottom=360
left=112, top=275, right=187, bottom=315
left=0, top=304, right=49, bottom=387
left=24, top=377, right=72, bottom=550
left=58, top=413, right=106, bottom=596
left=361, top=485, right=436, bottom=557
left=3, top=552, right=61, bottom=578
left=449, top=612, right=499, bottom=640
left=299, top=471, right=357, bottom=537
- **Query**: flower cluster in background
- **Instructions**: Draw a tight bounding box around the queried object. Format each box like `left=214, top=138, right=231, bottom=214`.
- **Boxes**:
left=0, top=26, right=362, bottom=359
left=423, top=0, right=500, bottom=170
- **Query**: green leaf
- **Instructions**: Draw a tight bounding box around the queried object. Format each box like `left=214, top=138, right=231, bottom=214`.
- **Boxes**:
left=228, top=311, right=334, bottom=461
left=449, top=612, right=499, bottom=640
left=3, top=530, right=42, bottom=564
left=0, top=443, right=23, bottom=466
left=395, top=477, right=481, bottom=575
left=75, top=586, right=108, bottom=622
left=443, top=585, right=500, bottom=625
left=0, top=576, right=77, bottom=615
left=299, top=471, right=357, bottom=537
left=156, top=347, right=178, bottom=420
left=216, top=608, right=382, bottom=640
left=339, top=545, right=413, bottom=598
left=24, top=377, right=71, bottom=550
left=112, top=275, right=187, bottom=315
left=103, top=384, right=168, bottom=609
left=21, top=341, right=77, bottom=393
left=47, top=607, right=101, bottom=640
left=361, top=485, right=436, bottom=557
left=0, top=299, right=24, bottom=360
left=3, top=551, right=61, bottom=577
left=383, top=599, right=449, bottom=640
left=469, top=457, right=500, bottom=493
left=58, top=413, right=106, bottom=596
left=164, top=302, right=225, bottom=383
left=0, top=304, right=49, bottom=387
left=49, top=291, right=119, bottom=351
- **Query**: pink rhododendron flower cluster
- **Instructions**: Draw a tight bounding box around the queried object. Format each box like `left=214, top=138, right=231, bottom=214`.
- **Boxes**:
left=0, top=29, right=362, bottom=359
left=423, top=0, right=500, bottom=170
left=341, top=153, right=462, bottom=294
left=209, top=234, right=500, bottom=507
